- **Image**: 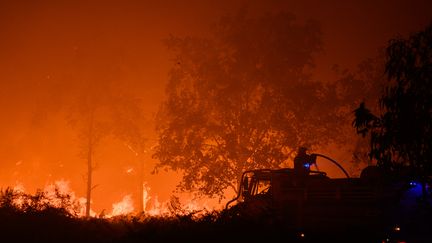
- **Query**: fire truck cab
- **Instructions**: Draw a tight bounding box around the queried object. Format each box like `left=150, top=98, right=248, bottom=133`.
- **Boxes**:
left=226, top=155, right=404, bottom=229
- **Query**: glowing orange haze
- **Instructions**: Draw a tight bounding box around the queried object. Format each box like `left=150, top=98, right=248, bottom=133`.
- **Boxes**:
left=0, top=0, right=430, bottom=214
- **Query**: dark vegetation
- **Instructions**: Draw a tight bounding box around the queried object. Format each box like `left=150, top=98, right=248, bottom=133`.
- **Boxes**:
left=0, top=187, right=431, bottom=243
left=353, top=23, right=432, bottom=199
left=154, top=11, right=378, bottom=200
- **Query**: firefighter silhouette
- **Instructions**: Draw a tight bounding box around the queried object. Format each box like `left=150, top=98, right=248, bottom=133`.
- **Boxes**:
left=294, top=147, right=316, bottom=176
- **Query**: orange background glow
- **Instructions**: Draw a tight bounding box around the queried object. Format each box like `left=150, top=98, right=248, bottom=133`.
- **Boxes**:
left=0, top=0, right=431, bottom=213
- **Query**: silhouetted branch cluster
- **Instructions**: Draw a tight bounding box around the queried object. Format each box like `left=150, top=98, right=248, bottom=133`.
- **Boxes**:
left=353, top=23, right=432, bottom=199
left=154, top=11, right=365, bottom=199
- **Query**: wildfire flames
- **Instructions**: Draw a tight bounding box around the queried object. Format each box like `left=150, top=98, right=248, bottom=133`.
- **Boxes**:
left=10, top=180, right=211, bottom=218
left=110, top=194, right=135, bottom=216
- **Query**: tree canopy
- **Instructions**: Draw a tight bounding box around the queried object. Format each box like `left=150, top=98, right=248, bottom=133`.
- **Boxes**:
left=154, top=12, right=364, bottom=199
left=353, top=24, right=432, bottom=183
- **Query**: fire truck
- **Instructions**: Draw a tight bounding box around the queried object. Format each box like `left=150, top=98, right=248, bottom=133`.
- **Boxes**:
left=225, top=154, right=405, bottom=230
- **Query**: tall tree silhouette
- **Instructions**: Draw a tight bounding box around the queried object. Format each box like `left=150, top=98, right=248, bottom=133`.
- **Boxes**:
left=67, top=81, right=113, bottom=217
left=353, top=24, right=432, bottom=199
left=64, top=53, right=145, bottom=216
left=111, top=97, right=151, bottom=213
left=154, top=12, right=357, bottom=199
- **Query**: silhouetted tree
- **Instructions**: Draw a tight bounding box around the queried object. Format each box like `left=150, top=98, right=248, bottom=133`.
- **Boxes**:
left=353, top=24, right=432, bottom=199
left=352, top=102, right=379, bottom=137
left=154, top=12, right=360, bottom=199
left=67, top=81, right=113, bottom=217
left=63, top=44, right=154, bottom=216
left=335, top=53, right=386, bottom=172
left=68, top=85, right=150, bottom=216
left=111, top=97, right=152, bottom=213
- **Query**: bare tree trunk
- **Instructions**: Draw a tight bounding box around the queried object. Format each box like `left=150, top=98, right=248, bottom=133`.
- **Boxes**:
left=86, top=145, right=93, bottom=217
left=85, top=112, right=94, bottom=218
left=138, top=157, right=144, bottom=213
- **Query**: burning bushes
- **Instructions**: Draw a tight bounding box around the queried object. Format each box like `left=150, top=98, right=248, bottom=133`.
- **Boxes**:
left=0, top=187, right=80, bottom=217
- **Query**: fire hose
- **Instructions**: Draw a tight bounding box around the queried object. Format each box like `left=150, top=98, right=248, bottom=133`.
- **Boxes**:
left=312, top=153, right=350, bottom=178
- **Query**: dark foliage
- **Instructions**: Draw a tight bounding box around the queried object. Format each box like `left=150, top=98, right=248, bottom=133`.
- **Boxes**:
left=154, top=11, right=368, bottom=200
left=0, top=188, right=431, bottom=242
left=353, top=24, right=432, bottom=192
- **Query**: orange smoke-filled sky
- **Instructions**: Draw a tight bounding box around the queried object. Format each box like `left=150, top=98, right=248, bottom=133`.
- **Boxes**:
left=0, top=0, right=431, bottom=212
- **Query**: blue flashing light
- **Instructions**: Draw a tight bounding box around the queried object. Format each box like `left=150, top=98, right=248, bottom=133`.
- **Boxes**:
left=304, top=163, right=310, bottom=169
left=406, top=181, right=422, bottom=196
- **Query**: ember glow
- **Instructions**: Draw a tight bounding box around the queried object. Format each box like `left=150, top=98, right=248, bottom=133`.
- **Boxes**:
left=8, top=179, right=210, bottom=218
left=11, top=180, right=93, bottom=217
left=110, top=194, right=134, bottom=217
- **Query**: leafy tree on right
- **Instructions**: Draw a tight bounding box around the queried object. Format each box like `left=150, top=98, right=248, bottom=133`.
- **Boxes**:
left=353, top=24, right=432, bottom=200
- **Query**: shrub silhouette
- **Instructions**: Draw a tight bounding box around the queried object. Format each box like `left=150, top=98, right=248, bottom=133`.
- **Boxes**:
left=0, top=187, right=430, bottom=242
